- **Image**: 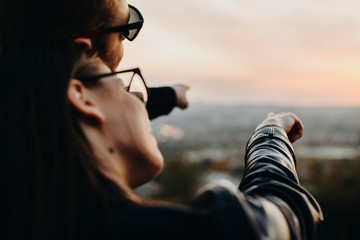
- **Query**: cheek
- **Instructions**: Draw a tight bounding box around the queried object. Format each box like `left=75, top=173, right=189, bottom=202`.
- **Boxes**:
left=109, top=37, right=124, bottom=69
left=98, top=90, right=129, bottom=138
left=122, top=96, right=147, bottom=138
left=122, top=94, right=160, bottom=153
left=107, top=93, right=144, bottom=147
left=96, top=35, right=123, bottom=71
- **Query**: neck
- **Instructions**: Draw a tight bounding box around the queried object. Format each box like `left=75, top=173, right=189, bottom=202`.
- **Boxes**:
left=79, top=121, right=131, bottom=191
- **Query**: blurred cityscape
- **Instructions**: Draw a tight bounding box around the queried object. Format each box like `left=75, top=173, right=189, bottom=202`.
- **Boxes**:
left=136, top=104, right=360, bottom=240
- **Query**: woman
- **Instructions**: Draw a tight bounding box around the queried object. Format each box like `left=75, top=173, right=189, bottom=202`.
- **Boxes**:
left=1, top=42, right=322, bottom=239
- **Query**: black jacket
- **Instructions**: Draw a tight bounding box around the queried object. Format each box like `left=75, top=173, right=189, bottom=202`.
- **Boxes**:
left=93, top=124, right=323, bottom=239
left=146, top=87, right=177, bottom=120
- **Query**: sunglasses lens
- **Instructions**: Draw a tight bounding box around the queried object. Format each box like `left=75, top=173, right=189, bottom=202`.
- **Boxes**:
left=127, top=6, right=142, bottom=40
left=129, top=6, right=141, bottom=23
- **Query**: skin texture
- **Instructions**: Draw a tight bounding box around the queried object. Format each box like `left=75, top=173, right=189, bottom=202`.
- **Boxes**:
left=171, top=84, right=190, bottom=109
left=256, top=112, right=304, bottom=143
left=68, top=58, right=164, bottom=189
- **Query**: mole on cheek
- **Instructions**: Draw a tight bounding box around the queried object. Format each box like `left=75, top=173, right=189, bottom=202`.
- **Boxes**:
left=109, top=148, right=115, bottom=154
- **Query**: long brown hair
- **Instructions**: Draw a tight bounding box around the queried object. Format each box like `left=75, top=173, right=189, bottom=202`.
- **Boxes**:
left=0, top=42, right=138, bottom=239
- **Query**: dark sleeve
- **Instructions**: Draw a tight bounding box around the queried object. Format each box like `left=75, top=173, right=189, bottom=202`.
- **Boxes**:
left=146, top=87, right=177, bottom=120
left=99, top=125, right=322, bottom=240
left=104, top=181, right=262, bottom=240
left=239, top=124, right=323, bottom=240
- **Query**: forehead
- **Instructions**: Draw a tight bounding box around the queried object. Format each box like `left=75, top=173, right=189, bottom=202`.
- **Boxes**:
left=113, top=0, right=130, bottom=25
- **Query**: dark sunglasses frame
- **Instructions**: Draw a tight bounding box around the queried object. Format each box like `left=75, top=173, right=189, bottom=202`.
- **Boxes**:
left=78, top=5, right=144, bottom=41
left=77, top=67, right=149, bottom=102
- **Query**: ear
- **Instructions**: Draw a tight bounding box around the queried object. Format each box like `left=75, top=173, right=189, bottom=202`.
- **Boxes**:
left=73, top=37, right=92, bottom=49
left=67, top=79, right=106, bottom=123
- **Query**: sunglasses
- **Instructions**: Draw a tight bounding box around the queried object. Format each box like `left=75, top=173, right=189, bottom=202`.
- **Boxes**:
left=78, top=5, right=144, bottom=41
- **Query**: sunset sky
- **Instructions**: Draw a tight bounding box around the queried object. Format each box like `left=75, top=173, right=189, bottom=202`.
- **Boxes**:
left=121, top=0, right=360, bottom=107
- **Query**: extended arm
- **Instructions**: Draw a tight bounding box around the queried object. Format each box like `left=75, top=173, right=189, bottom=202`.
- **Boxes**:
left=146, top=85, right=189, bottom=120
left=239, top=113, right=323, bottom=239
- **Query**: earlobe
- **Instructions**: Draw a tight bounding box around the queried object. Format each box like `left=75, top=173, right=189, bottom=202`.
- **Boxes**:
left=73, top=37, right=92, bottom=49
left=67, top=79, right=106, bottom=123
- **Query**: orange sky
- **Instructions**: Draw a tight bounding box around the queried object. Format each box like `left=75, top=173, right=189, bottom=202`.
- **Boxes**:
left=121, top=0, right=360, bottom=107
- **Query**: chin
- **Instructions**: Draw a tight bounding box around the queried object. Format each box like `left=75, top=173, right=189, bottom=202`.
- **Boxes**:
left=130, top=150, right=164, bottom=189
left=152, top=151, right=164, bottom=177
